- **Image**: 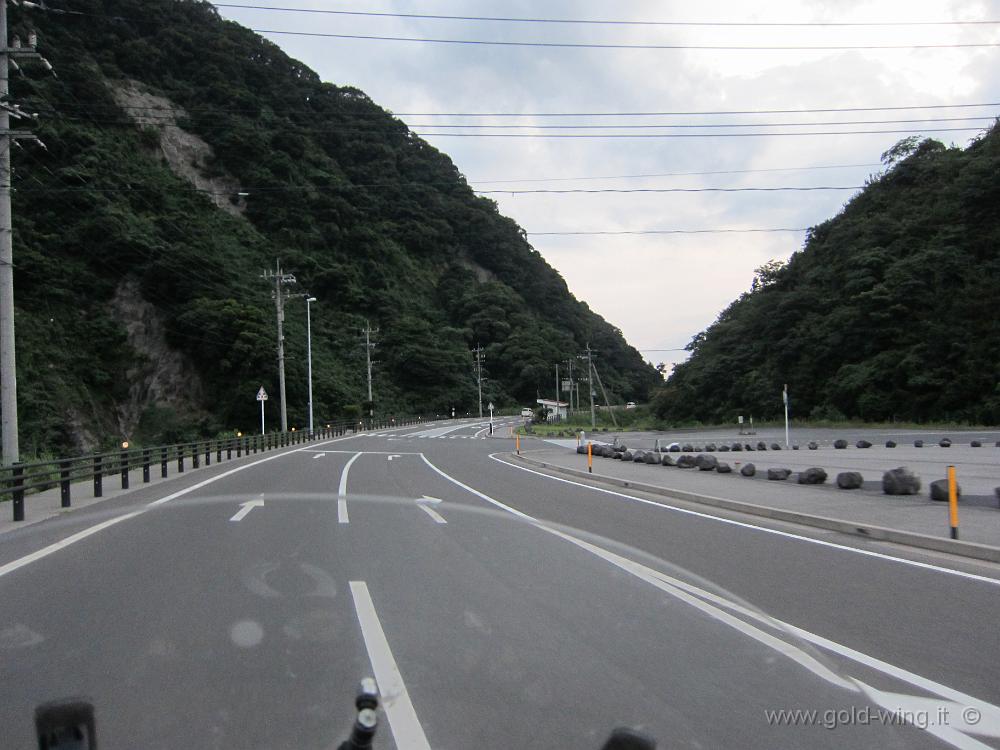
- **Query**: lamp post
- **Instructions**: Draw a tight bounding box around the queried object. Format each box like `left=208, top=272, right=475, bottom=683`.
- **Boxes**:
left=306, top=297, right=317, bottom=436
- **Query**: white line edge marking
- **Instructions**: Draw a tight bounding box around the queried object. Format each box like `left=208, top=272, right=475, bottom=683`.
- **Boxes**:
left=0, top=511, right=144, bottom=578
left=421, top=453, right=1000, bottom=748
left=0, top=435, right=357, bottom=579
left=338, top=452, right=363, bottom=524
left=488, top=453, right=1000, bottom=587
left=349, top=581, right=432, bottom=750
left=415, top=499, right=447, bottom=524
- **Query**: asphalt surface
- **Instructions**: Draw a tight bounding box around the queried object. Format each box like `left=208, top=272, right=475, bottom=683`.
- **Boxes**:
left=2, top=419, right=998, bottom=749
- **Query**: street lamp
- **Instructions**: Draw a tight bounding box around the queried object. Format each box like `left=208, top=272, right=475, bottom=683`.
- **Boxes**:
left=306, top=297, right=317, bottom=436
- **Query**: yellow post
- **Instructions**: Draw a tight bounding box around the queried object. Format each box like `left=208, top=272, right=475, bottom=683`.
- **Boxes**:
left=587, top=442, right=593, bottom=473
left=516, top=433, right=520, bottom=455
left=948, top=465, right=959, bottom=540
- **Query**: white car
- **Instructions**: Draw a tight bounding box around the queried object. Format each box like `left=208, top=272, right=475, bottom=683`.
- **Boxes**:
left=625, top=401, right=637, bottom=409
left=520, top=407, right=534, bottom=418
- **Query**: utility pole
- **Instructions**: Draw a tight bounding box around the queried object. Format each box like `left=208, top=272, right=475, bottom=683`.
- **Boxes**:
left=472, top=344, right=484, bottom=418
left=306, top=297, right=316, bottom=436
left=0, top=3, right=53, bottom=466
left=584, top=344, right=595, bottom=429
left=362, top=320, right=378, bottom=417
left=262, top=260, right=297, bottom=432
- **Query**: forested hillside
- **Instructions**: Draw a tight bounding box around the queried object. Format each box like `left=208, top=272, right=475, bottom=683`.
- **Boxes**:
left=7, top=0, right=658, bottom=454
left=654, top=127, right=1000, bottom=425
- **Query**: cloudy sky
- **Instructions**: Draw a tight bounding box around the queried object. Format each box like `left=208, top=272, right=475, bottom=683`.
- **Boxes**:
left=214, top=1, right=1000, bottom=373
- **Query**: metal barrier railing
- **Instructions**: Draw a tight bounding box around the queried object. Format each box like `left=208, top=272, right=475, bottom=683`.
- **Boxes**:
left=0, top=416, right=425, bottom=521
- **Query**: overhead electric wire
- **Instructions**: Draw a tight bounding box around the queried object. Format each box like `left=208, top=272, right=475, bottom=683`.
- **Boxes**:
left=526, top=228, right=809, bottom=235
left=414, top=126, right=986, bottom=138
left=212, top=4, right=1000, bottom=28
left=476, top=186, right=861, bottom=194
left=250, top=28, right=1000, bottom=51
left=471, top=163, right=881, bottom=184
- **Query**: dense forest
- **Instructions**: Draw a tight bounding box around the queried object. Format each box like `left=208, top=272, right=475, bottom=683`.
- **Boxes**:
left=654, top=127, right=1000, bottom=425
left=5, top=0, right=659, bottom=455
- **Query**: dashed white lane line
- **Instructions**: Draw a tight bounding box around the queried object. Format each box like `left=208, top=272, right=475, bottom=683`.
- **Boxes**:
left=337, top=452, right=363, bottom=525
left=349, top=581, right=432, bottom=750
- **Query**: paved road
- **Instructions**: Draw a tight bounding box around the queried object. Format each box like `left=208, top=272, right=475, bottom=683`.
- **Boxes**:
left=2, top=419, right=998, bottom=748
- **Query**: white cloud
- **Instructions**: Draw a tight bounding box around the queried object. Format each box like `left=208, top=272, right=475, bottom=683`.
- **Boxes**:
left=217, top=0, right=1000, bottom=368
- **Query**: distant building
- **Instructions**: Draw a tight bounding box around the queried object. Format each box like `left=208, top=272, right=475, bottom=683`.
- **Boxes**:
left=536, top=399, right=569, bottom=421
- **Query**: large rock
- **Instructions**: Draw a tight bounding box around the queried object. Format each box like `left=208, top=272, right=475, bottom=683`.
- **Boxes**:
left=745, top=444, right=755, bottom=452
left=695, top=454, right=718, bottom=471
left=885, top=440, right=897, bottom=448
left=693, top=446, right=704, bottom=453
left=833, top=439, right=848, bottom=449
left=914, top=440, right=924, bottom=448
left=791, top=445, right=800, bottom=450
left=971, top=440, right=982, bottom=448
left=705, top=443, right=717, bottom=452
left=883, top=467, right=921, bottom=495
left=856, top=440, right=872, bottom=449
left=676, top=454, right=697, bottom=469
left=644, top=451, right=661, bottom=465
left=757, top=442, right=768, bottom=451
left=731, top=443, right=743, bottom=452
left=808, top=441, right=819, bottom=450
left=619, top=450, right=633, bottom=461
left=837, top=472, right=863, bottom=490
left=661, top=455, right=675, bottom=467
left=716, top=462, right=732, bottom=474
left=939, top=438, right=952, bottom=448
left=929, top=479, right=961, bottom=502
left=576, top=444, right=588, bottom=454
left=740, top=463, right=756, bottom=477
left=632, top=450, right=647, bottom=462
left=719, top=444, right=731, bottom=452
left=601, top=445, right=616, bottom=458
left=770, top=443, right=782, bottom=451
left=668, top=443, right=681, bottom=453
left=798, top=467, right=828, bottom=485
left=681, top=444, right=694, bottom=453
left=767, top=468, right=792, bottom=481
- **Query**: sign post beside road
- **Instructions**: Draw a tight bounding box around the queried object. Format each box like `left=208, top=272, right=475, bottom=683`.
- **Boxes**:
left=488, top=402, right=494, bottom=435
left=782, top=384, right=790, bottom=448
left=256, top=386, right=268, bottom=435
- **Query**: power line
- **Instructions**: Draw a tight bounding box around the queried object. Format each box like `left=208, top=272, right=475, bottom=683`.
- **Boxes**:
left=213, top=4, right=1000, bottom=28
left=472, top=163, right=882, bottom=184
left=478, top=186, right=861, bottom=194
left=414, top=126, right=985, bottom=138
left=399, top=116, right=997, bottom=129
left=526, top=228, right=810, bottom=236
left=251, top=28, right=1000, bottom=50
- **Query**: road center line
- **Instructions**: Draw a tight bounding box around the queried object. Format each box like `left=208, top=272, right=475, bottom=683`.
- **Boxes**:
left=338, top=452, right=363, bottom=524
left=488, top=454, right=1000, bottom=587
left=349, top=581, right=432, bottom=750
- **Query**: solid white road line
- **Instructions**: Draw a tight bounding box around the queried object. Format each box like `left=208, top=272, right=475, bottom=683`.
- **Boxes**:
left=420, top=454, right=1000, bottom=748
left=0, top=512, right=143, bottom=579
left=349, top=581, right=432, bottom=750
left=229, top=499, right=264, bottom=522
left=0, top=434, right=360, bottom=580
left=338, top=452, right=363, bottom=524
left=489, top=454, right=1000, bottom=587
left=415, top=497, right=447, bottom=524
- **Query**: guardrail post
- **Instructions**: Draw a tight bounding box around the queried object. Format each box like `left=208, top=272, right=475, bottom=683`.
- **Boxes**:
left=227, top=439, right=233, bottom=460
left=236, top=438, right=242, bottom=458
left=120, top=447, right=129, bottom=490
left=11, top=463, right=25, bottom=521
left=60, top=458, right=71, bottom=507
left=93, top=455, right=103, bottom=497
left=216, top=441, right=222, bottom=464
left=192, top=444, right=200, bottom=469
left=160, top=447, right=168, bottom=479
left=178, top=446, right=185, bottom=473
left=205, top=442, right=211, bottom=466
left=142, top=449, right=151, bottom=484
left=253, top=436, right=258, bottom=454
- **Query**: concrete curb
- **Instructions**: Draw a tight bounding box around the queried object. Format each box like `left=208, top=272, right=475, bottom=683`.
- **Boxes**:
left=508, top=453, right=1000, bottom=564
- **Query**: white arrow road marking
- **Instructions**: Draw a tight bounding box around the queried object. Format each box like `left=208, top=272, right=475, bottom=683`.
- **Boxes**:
left=338, top=452, right=363, bottom=524
left=387, top=455, right=401, bottom=461
left=229, top=499, right=265, bottom=522
left=312, top=453, right=326, bottom=459
left=415, top=496, right=446, bottom=524
left=349, top=581, right=431, bottom=750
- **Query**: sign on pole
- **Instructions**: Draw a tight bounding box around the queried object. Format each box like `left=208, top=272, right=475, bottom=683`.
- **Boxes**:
left=257, top=386, right=268, bottom=435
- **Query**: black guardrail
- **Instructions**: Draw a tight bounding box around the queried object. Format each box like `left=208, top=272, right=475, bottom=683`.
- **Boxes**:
left=0, top=416, right=425, bottom=522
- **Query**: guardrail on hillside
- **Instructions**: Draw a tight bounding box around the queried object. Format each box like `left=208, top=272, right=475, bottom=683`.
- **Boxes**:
left=0, top=416, right=424, bottom=522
